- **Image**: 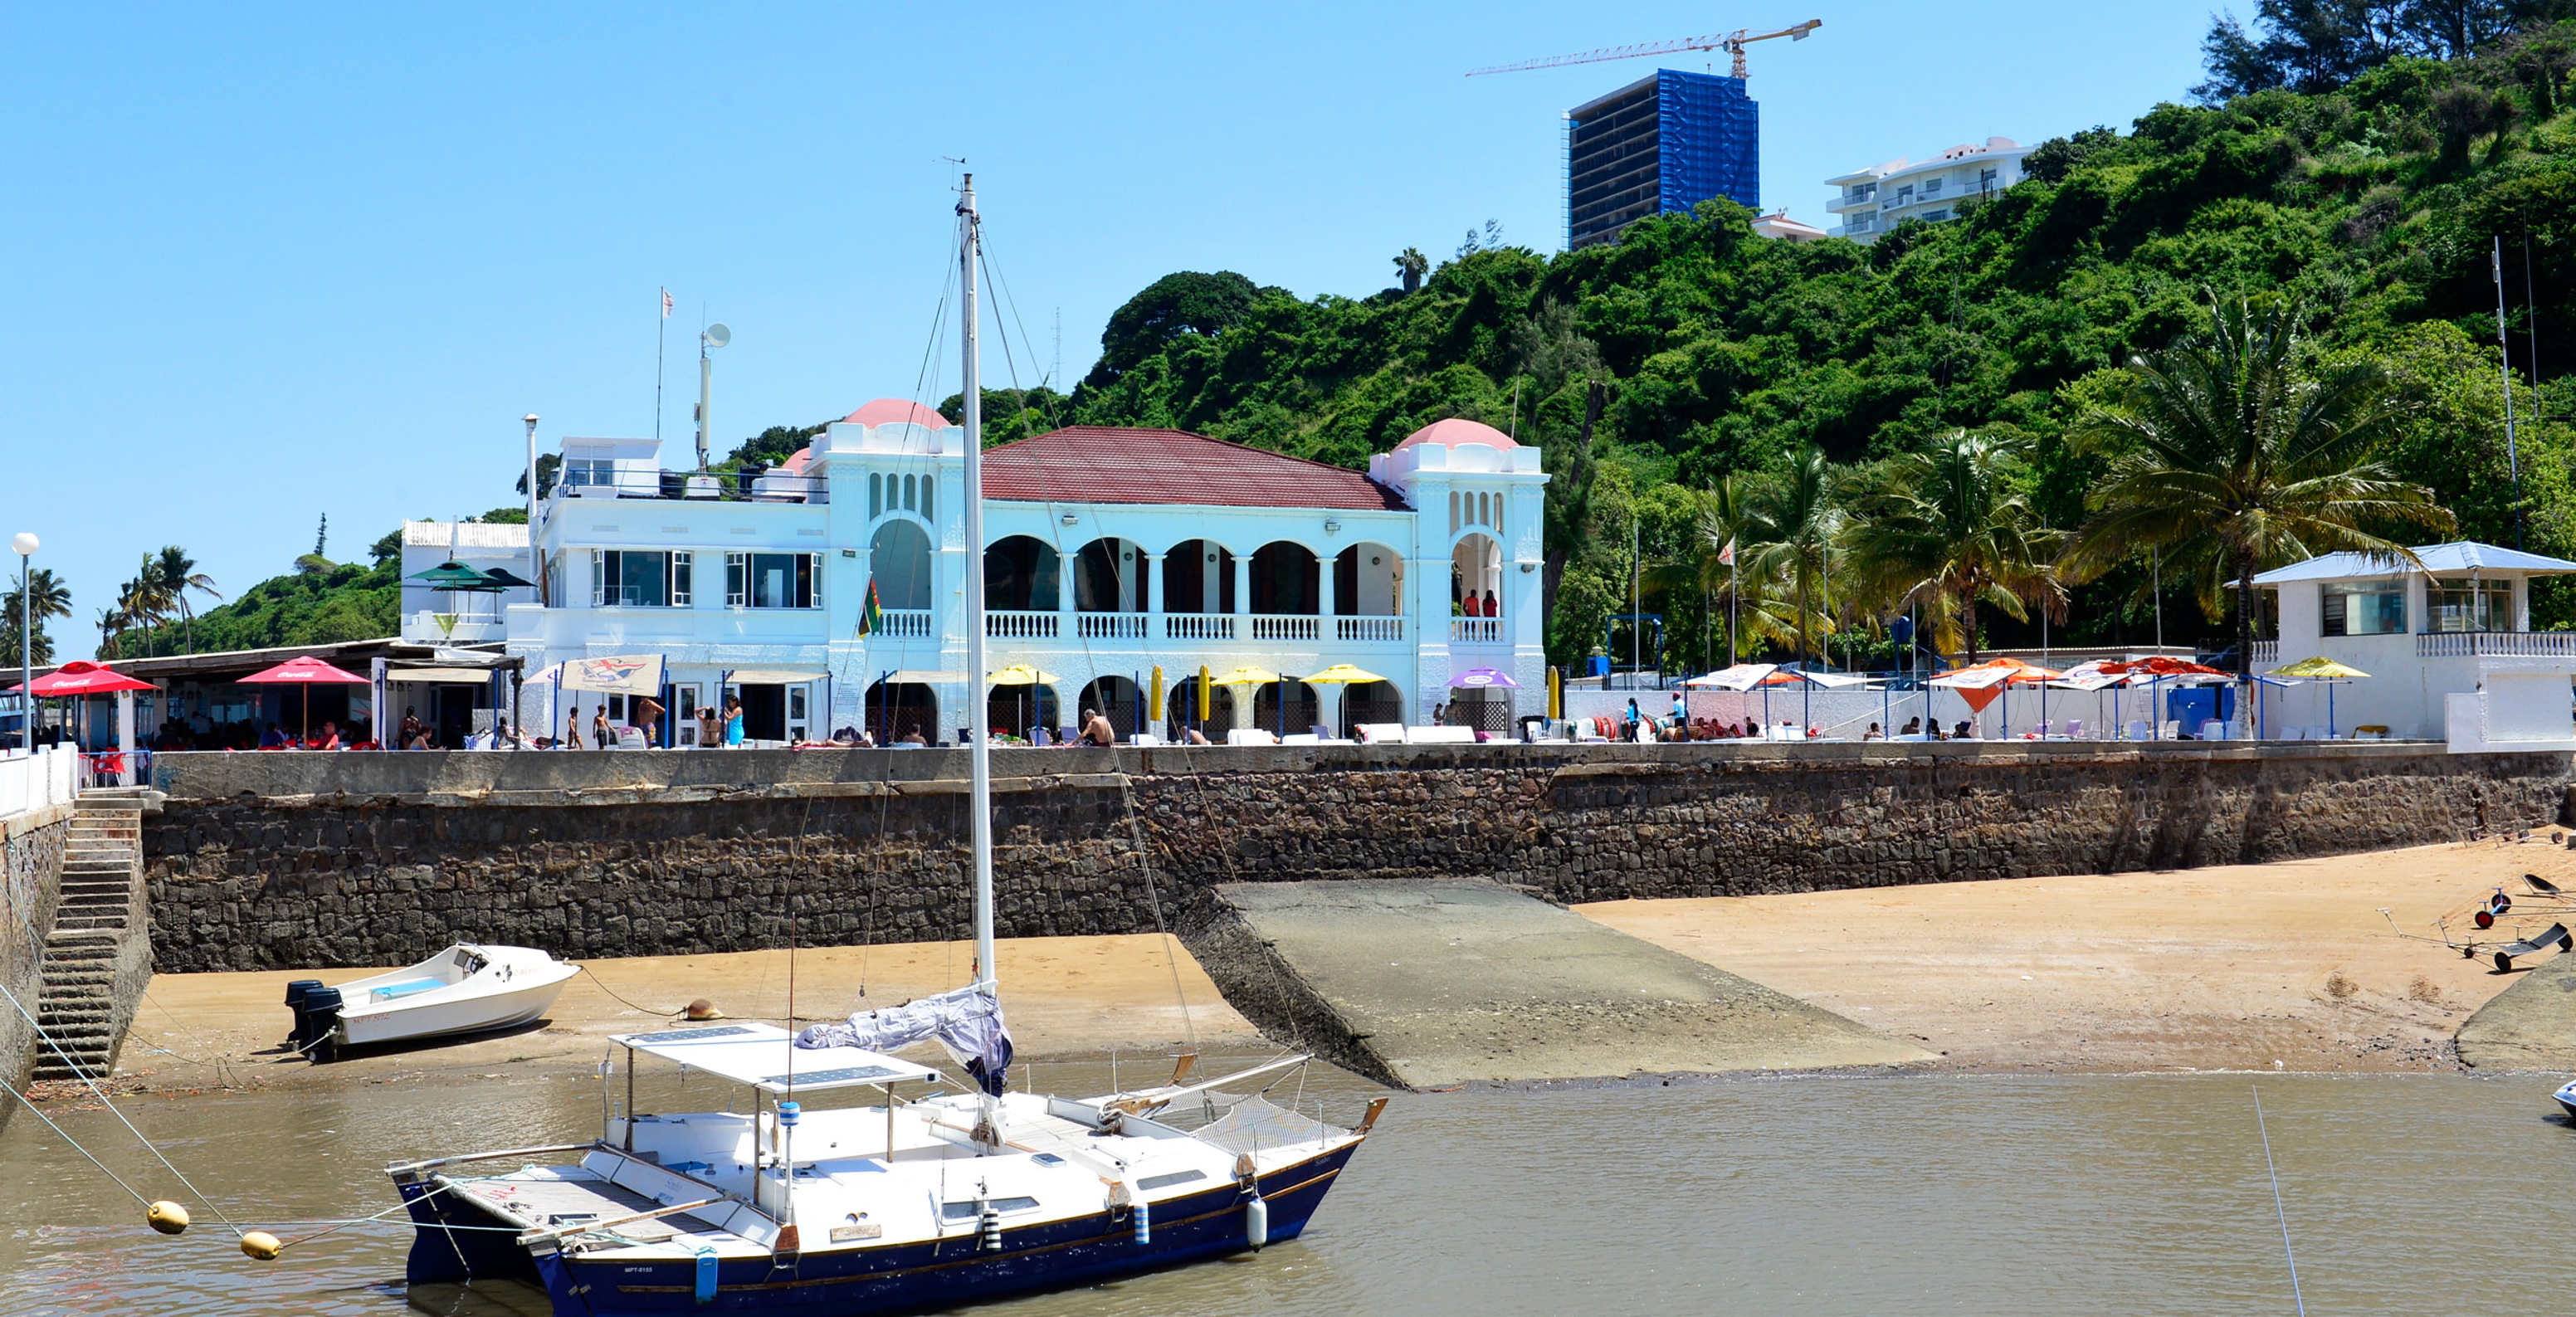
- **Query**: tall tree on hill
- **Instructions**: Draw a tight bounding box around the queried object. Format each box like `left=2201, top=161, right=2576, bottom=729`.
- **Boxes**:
left=1841, top=432, right=2064, bottom=669
left=2062, top=295, right=2454, bottom=675
left=1, top=568, right=70, bottom=668
left=1682, top=474, right=1798, bottom=666
left=1393, top=248, right=1427, bottom=295
left=152, top=545, right=222, bottom=654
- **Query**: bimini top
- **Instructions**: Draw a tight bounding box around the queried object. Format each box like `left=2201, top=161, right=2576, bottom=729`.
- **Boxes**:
left=842, top=398, right=954, bottom=430
left=610, top=1022, right=938, bottom=1095
left=2252, top=541, right=2576, bottom=585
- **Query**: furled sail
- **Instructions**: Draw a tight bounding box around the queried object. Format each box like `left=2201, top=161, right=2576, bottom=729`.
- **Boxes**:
left=795, top=985, right=1014, bottom=1095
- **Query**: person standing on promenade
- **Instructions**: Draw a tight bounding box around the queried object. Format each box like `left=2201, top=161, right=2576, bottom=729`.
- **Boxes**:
left=724, top=695, right=745, bottom=748
left=697, top=702, right=720, bottom=749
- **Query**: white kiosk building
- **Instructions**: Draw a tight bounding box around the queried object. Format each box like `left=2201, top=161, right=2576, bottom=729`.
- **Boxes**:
left=506, top=402, right=1548, bottom=744
left=2252, top=540, right=2576, bottom=745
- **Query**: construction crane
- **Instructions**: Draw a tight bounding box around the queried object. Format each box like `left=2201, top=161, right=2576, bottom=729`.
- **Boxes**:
left=1467, top=19, right=1822, bottom=80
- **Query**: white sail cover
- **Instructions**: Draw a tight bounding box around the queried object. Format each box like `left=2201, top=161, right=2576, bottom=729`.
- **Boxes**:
left=795, top=985, right=1014, bottom=1094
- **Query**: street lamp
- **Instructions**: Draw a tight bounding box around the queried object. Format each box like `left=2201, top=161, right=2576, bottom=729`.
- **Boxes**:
left=12, top=531, right=36, bottom=754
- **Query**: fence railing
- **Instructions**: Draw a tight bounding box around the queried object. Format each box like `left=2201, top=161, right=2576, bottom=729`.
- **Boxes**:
left=2249, top=640, right=2279, bottom=667
left=875, top=608, right=934, bottom=639
left=1165, top=613, right=1236, bottom=641
left=1077, top=613, right=1150, bottom=640
left=0, top=746, right=79, bottom=821
left=986, top=610, right=1059, bottom=639
left=1250, top=614, right=1320, bottom=641
left=1337, top=616, right=1404, bottom=642
left=2417, top=630, right=2576, bottom=657
left=1451, top=617, right=1504, bottom=644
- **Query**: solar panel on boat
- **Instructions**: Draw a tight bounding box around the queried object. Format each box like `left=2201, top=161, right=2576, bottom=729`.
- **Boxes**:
left=763, top=1066, right=905, bottom=1085
left=625, top=1026, right=755, bottom=1045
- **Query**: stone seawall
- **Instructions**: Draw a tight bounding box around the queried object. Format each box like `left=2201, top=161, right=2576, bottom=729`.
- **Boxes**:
left=1, top=804, right=69, bottom=1100
left=141, top=742, right=2572, bottom=973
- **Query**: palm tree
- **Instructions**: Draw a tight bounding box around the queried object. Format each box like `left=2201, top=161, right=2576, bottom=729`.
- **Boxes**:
left=1842, top=431, right=2064, bottom=668
left=2062, top=295, right=2453, bottom=674
left=153, top=545, right=222, bottom=653
left=1737, top=444, right=1843, bottom=667
left=2, top=567, right=71, bottom=667
left=1670, top=474, right=1798, bottom=667
left=119, top=561, right=168, bottom=659
left=94, top=607, right=126, bottom=661
left=1393, top=247, right=1428, bottom=295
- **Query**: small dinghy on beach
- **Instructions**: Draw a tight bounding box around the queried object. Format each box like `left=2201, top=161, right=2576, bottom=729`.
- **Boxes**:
left=286, top=944, right=579, bottom=1061
left=2554, top=1079, right=2576, bottom=1120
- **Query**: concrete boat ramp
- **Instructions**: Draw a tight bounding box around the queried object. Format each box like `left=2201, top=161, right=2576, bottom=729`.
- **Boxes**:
left=1182, top=879, right=1930, bottom=1090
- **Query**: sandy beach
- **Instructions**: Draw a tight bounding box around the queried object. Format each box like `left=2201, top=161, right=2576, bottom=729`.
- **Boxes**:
left=1581, top=837, right=2575, bottom=1072
left=90, top=933, right=1257, bottom=1100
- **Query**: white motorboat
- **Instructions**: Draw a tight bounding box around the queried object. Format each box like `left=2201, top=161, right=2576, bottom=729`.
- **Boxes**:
left=287, top=944, right=579, bottom=1060
left=2554, top=1079, right=2576, bottom=1119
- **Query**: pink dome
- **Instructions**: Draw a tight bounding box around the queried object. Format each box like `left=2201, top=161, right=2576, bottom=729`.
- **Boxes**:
left=842, top=398, right=954, bottom=429
left=1395, top=417, right=1515, bottom=451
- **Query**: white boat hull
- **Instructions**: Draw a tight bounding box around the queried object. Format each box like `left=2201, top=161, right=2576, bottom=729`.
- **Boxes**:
left=322, top=944, right=581, bottom=1048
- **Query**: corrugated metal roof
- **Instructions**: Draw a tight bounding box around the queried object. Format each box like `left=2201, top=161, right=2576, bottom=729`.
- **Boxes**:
left=981, top=427, right=1408, bottom=511
left=2253, top=541, right=2576, bottom=583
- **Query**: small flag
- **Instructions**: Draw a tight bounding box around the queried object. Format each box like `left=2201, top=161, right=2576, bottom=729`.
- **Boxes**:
left=661, top=287, right=673, bottom=319
left=857, top=578, right=882, bottom=638
left=1718, top=537, right=1736, bottom=567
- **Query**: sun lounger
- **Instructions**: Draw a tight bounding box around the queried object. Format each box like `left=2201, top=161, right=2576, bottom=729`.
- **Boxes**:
left=1225, top=729, right=1280, bottom=746
left=1408, top=725, right=1476, bottom=744
left=1281, top=733, right=1321, bottom=745
left=1354, top=722, right=1407, bottom=744
left=2494, top=922, right=2574, bottom=972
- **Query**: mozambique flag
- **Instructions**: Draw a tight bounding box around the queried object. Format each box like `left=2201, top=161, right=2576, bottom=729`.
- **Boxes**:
left=858, top=577, right=883, bottom=638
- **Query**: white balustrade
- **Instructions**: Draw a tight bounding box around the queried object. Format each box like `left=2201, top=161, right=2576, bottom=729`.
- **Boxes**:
left=986, top=610, right=1059, bottom=639
left=2417, top=630, right=2576, bottom=657
left=1164, top=614, right=1237, bottom=641
left=1077, top=613, right=1149, bottom=639
left=1336, top=616, right=1404, bottom=642
left=1451, top=617, right=1503, bottom=644
left=876, top=608, right=934, bottom=638
left=1251, top=614, right=1320, bottom=641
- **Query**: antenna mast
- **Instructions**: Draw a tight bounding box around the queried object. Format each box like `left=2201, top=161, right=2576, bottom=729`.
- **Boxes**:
left=959, top=174, right=997, bottom=998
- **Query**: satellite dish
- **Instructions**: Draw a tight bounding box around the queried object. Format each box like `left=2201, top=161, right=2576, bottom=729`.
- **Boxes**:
left=703, top=323, right=731, bottom=348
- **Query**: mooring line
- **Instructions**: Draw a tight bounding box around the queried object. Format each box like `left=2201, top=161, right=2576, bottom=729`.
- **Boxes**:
left=0, top=1066, right=153, bottom=1208
left=2252, top=1085, right=2305, bottom=1317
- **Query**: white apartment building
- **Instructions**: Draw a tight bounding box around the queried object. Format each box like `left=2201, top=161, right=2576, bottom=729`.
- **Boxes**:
left=1825, top=137, right=2028, bottom=241
left=505, top=402, right=1549, bottom=745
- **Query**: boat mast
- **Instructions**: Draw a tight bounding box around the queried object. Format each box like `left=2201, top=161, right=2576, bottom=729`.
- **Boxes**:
left=959, top=174, right=997, bottom=998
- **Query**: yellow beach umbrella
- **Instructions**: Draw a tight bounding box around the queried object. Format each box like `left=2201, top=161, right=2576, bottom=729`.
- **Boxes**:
left=2266, top=656, right=2371, bottom=680
left=1197, top=664, right=1212, bottom=721
left=1301, top=663, right=1387, bottom=685
left=988, top=664, right=1061, bottom=686
left=1210, top=665, right=1280, bottom=686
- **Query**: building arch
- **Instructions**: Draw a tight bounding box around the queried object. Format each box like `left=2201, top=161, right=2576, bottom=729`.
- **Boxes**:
left=1071, top=537, right=1149, bottom=613
left=1450, top=530, right=1504, bottom=616
left=1077, top=674, right=1144, bottom=738
left=984, top=535, right=1061, bottom=612
left=1161, top=539, right=1237, bottom=614
left=866, top=519, right=934, bottom=610
left=1333, top=542, right=1405, bottom=616
left=985, top=681, right=1061, bottom=742
left=864, top=680, right=939, bottom=744
left=1249, top=541, right=1320, bottom=615
left=1336, top=679, right=1405, bottom=738
left=1166, top=678, right=1235, bottom=739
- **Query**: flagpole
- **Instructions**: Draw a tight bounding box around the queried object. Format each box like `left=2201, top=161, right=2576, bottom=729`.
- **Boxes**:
left=655, top=287, right=669, bottom=444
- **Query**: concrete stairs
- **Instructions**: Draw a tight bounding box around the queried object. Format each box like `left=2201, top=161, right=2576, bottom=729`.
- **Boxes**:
left=32, top=793, right=144, bottom=1083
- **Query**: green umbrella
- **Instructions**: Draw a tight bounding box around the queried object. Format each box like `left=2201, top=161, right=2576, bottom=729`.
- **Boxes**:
left=407, top=560, right=507, bottom=591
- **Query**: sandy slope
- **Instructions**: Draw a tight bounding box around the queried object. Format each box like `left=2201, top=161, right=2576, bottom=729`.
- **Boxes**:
left=1579, top=837, right=2576, bottom=1073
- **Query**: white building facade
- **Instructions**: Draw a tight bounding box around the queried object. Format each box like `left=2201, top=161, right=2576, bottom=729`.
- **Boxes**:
left=1825, top=136, right=2027, bottom=241
left=2252, top=541, right=2576, bottom=742
left=505, top=402, right=1548, bottom=744
left=398, top=519, right=535, bottom=646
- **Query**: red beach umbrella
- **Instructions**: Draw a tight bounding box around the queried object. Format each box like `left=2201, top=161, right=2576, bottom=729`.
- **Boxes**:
left=5, top=661, right=157, bottom=696
left=238, top=655, right=371, bottom=743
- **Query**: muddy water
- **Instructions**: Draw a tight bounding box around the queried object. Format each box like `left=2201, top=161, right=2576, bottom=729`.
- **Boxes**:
left=1, top=1065, right=2569, bottom=1315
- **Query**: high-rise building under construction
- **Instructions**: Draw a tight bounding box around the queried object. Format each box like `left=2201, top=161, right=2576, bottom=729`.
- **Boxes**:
left=1564, top=70, right=1759, bottom=250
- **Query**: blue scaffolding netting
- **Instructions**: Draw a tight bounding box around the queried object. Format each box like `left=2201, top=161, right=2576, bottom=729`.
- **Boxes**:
left=1656, top=70, right=1759, bottom=216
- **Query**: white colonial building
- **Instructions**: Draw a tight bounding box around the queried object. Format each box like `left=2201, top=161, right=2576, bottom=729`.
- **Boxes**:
left=398, top=519, right=535, bottom=646
left=506, top=401, right=1547, bottom=744
left=2252, top=541, right=2576, bottom=744
left=1825, top=136, right=2028, bottom=241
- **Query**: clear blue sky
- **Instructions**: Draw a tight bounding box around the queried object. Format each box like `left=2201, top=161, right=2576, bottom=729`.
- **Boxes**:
left=0, top=2, right=2213, bottom=632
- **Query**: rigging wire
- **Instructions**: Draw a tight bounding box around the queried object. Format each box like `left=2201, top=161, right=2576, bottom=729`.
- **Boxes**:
left=2252, top=1085, right=2306, bottom=1317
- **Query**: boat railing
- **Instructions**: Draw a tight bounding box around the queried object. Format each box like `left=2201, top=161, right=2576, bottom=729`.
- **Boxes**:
left=385, top=1141, right=602, bottom=1180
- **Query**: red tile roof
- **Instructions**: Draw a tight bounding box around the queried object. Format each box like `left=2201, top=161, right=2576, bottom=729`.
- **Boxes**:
left=981, top=427, right=1408, bottom=511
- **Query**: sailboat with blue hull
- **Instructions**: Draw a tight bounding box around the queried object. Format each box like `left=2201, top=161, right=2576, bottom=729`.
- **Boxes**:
left=383, top=177, right=1380, bottom=1315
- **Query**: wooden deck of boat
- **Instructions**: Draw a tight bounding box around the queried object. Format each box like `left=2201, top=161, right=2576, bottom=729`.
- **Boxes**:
left=449, top=1172, right=723, bottom=1243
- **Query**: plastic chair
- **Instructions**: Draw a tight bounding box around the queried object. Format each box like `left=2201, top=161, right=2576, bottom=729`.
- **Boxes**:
left=2065, top=719, right=2085, bottom=739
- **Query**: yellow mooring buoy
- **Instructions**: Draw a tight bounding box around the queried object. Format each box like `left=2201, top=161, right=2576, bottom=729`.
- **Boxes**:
left=240, top=1231, right=283, bottom=1261
left=146, top=1201, right=190, bottom=1236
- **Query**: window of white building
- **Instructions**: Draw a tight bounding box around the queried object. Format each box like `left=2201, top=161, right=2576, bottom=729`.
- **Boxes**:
left=2428, top=578, right=2511, bottom=632
left=591, top=550, right=690, bottom=607
left=727, top=552, right=819, bottom=608
left=2321, top=580, right=2407, bottom=636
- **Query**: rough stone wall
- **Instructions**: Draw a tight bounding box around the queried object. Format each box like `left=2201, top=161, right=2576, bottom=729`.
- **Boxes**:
left=140, top=743, right=2571, bottom=972
left=0, top=806, right=68, bottom=1098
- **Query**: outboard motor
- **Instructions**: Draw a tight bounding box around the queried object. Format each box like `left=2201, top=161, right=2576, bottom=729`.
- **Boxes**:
left=295, top=987, right=344, bottom=1063
left=284, top=980, right=323, bottom=1046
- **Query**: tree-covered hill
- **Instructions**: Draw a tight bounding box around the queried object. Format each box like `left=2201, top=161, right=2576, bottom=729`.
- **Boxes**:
left=1057, top=18, right=2576, bottom=669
